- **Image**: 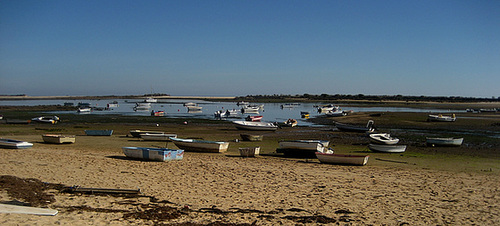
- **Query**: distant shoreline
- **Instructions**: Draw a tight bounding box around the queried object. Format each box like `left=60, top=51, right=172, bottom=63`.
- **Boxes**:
left=0, top=95, right=236, bottom=101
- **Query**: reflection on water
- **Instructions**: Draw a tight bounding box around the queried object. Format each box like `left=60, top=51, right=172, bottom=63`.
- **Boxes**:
left=0, top=99, right=464, bottom=127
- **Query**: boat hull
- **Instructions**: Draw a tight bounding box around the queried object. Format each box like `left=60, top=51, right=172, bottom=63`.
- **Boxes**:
left=428, top=114, right=456, bottom=122
left=426, top=137, right=463, bottom=147
left=368, top=144, right=407, bottom=153
left=122, top=147, right=184, bottom=161
left=170, top=138, right=229, bottom=153
left=369, top=133, right=399, bottom=145
left=84, top=130, right=113, bottom=136
left=42, top=134, right=76, bottom=144
left=278, top=140, right=329, bottom=151
left=0, top=138, right=33, bottom=149
left=141, top=133, right=177, bottom=141
left=316, top=152, right=369, bottom=166
left=233, top=121, right=278, bottom=131
left=129, top=130, right=164, bottom=138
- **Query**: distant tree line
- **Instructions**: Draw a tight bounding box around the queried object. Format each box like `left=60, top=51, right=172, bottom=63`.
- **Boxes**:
left=235, top=94, right=500, bottom=102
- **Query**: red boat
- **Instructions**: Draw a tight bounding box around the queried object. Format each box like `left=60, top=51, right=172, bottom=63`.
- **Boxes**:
left=245, top=115, right=263, bottom=122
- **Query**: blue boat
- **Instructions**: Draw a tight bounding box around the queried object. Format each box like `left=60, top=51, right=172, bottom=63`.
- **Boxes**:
left=122, top=147, right=184, bottom=161
left=84, top=130, right=113, bottom=136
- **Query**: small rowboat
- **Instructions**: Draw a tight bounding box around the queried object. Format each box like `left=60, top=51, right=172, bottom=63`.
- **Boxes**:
left=369, top=133, right=399, bottom=145
left=122, top=147, right=184, bottom=161
left=84, top=130, right=113, bottom=136
left=278, top=140, right=329, bottom=152
left=428, top=114, right=456, bottom=122
left=316, top=149, right=369, bottom=166
left=170, top=137, right=229, bottom=153
left=0, top=138, right=33, bottom=149
left=42, top=134, right=76, bottom=144
left=129, top=130, right=164, bottom=138
left=368, top=144, right=406, bottom=153
left=335, top=120, right=375, bottom=133
left=240, top=134, right=264, bottom=141
left=426, top=137, right=463, bottom=147
left=141, top=133, right=177, bottom=141
left=233, top=121, right=278, bottom=131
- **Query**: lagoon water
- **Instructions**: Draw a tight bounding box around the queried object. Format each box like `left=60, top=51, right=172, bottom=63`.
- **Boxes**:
left=0, top=99, right=461, bottom=127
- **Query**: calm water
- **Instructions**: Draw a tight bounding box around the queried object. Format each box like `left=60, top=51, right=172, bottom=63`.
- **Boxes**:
left=0, top=99, right=463, bottom=127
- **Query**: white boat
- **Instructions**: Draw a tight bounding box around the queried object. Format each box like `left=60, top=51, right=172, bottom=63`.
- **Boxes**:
left=122, top=147, right=184, bottom=161
left=233, top=121, right=278, bottom=131
left=368, top=144, right=406, bottom=153
left=134, top=102, right=151, bottom=111
left=326, top=109, right=346, bottom=117
left=241, top=106, right=260, bottom=114
left=426, top=137, right=463, bottom=147
left=278, top=140, right=329, bottom=152
left=316, top=148, right=369, bottom=166
left=42, top=134, right=76, bottom=144
left=214, top=109, right=239, bottom=118
left=141, top=133, right=177, bottom=141
left=317, top=104, right=338, bottom=113
left=77, top=107, right=92, bottom=113
left=31, top=116, right=60, bottom=124
left=428, top=114, right=456, bottom=122
left=335, top=120, right=375, bottom=133
left=237, top=101, right=249, bottom=106
left=0, top=138, right=33, bottom=149
left=144, top=97, right=157, bottom=103
left=187, top=105, right=203, bottom=111
left=170, top=137, right=229, bottom=153
left=183, top=102, right=197, bottom=107
left=129, top=130, right=164, bottom=138
left=107, top=101, right=119, bottom=108
left=369, top=133, right=399, bottom=145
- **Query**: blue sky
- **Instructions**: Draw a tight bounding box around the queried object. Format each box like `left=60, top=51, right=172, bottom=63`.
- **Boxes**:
left=1, top=0, right=499, bottom=97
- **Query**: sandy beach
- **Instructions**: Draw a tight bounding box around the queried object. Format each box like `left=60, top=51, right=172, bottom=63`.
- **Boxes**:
left=1, top=142, right=498, bottom=225
left=1, top=115, right=499, bottom=225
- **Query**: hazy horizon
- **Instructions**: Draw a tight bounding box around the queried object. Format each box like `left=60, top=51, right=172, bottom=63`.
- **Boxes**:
left=1, top=1, right=499, bottom=98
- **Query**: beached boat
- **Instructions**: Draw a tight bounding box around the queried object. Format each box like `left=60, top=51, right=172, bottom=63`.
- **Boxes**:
left=150, top=110, right=165, bottom=116
left=170, top=137, right=229, bottom=153
left=335, top=120, right=375, bottom=133
left=278, top=140, right=329, bottom=152
left=84, top=130, right=113, bottom=136
left=129, top=130, right=164, bottom=138
left=0, top=138, right=33, bottom=149
left=368, top=144, right=406, bottom=153
left=122, top=147, right=184, bottom=161
left=77, top=107, right=92, bottom=113
left=245, top=115, right=263, bottom=122
left=369, top=133, right=399, bottom=145
left=141, top=133, right=177, bottom=141
left=426, top=137, right=463, bottom=147
left=316, top=148, right=369, bottom=166
left=42, top=134, right=76, bottom=144
left=239, top=147, right=260, bottom=157
left=240, top=134, right=264, bottom=141
left=428, top=114, right=456, bottom=122
left=233, top=121, right=278, bottom=131
left=31, top=116, right=60, bottom=124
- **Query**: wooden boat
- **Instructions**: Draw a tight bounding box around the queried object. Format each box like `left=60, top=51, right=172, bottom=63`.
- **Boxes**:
left=335, top=120, right=375, bottom=133
left=239, top=147, right=260, bottom=157
left=141, top=133, right=177, bottom=141
left=170, top=137, right=229, bottom=153
left=240, top=134, right=264, bottom=141
left=426, top=137, right=463, bottom=147
left=316, top=148, right=369, bottom=166
left=122, top=147, right=184, bottom=161
left=0, top=138, right=33, bottom=149
left=31, top=116, right=60, bottom=124
left=233, top=121, right=278, bottom=131
left=278, top=140, right=329, bottom=152
left=42, top=134, right=76, bottom=144
left=129, top=130, right=164, bottom=138
left=368, top=144, right=406, bottom=153
left=369, top=133, right=399, bottom=145
left=246, top=115, right=263, bottom=122
left=84, top=130, right=113, bottom=136
left=428, top=114, right=456, bottom=122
